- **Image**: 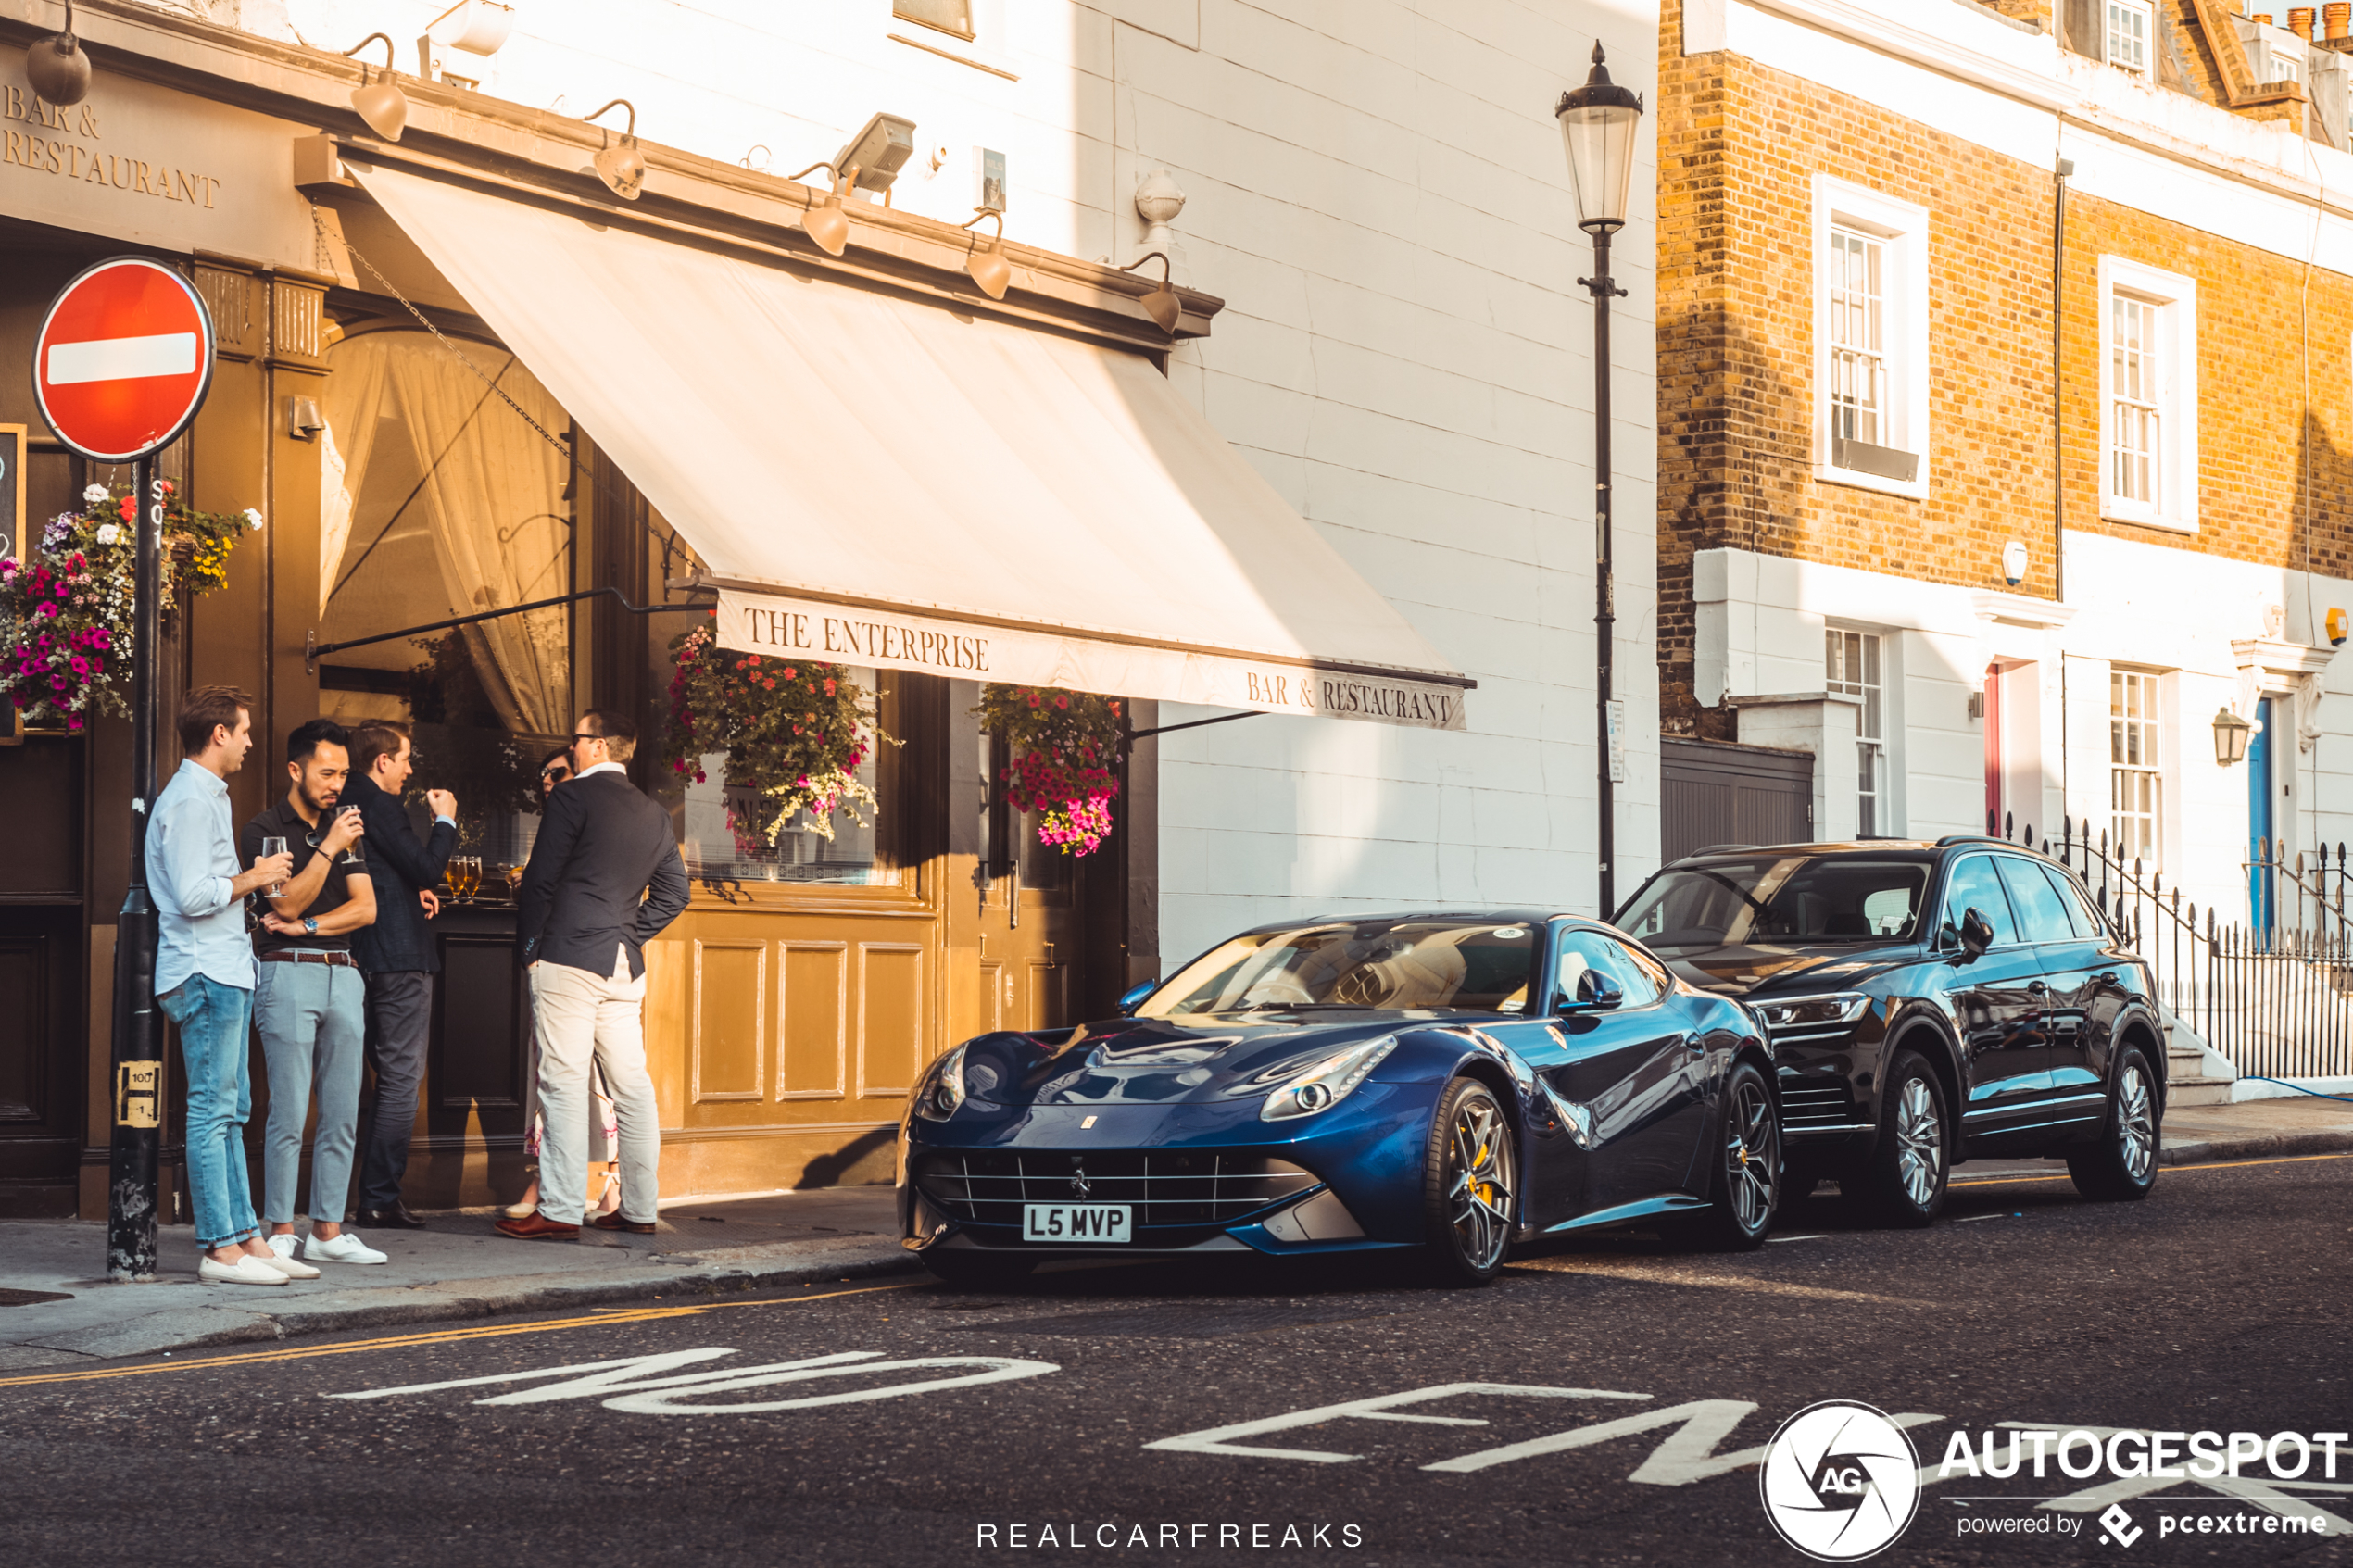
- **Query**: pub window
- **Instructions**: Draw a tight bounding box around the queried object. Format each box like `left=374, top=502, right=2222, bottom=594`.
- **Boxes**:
left=893, top=0, right=974, bottom=39
left=316, top=324, right=573, bottom=866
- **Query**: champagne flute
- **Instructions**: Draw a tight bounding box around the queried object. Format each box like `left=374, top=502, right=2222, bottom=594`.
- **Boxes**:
left=258, top=836, right=288, bottom=897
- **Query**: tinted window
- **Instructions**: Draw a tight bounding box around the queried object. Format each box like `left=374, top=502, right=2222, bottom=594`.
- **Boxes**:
left=1995, top=857, right=2075, bottom=944
left=2039, top=864, right=2105, bottom=938
left=1558, top=930, right=1664, bottom=1007
left=1939, top=856, right=2018, bottom=947
left=1617, top=856, right=1931, bottom=947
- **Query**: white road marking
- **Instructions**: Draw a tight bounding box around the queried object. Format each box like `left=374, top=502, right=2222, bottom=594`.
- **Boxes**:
left=329, top=1346, right=1059, bottom=1416
left=1144, top=1383, right=1649, bottom=1464
left=1767, top=1234, right=1829, bottom=1243
left=1956, top=1213, right=2011, bottom=1223
left=46, top=332, right=198, bottom=385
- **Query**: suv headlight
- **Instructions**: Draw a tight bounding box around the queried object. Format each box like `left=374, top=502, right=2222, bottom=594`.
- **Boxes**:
left=1260, top=1037, right=1397, bottom=1122
left=1754, top=993, right=1871, bottom=1031
left=914, top=1044, right=968, bottom=1121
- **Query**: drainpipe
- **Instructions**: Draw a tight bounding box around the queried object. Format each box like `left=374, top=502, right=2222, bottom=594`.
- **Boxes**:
left=2053, top=156, right=2072, bottom=605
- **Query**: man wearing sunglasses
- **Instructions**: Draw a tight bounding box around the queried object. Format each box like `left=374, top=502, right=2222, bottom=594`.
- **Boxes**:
left=498, top=711, right=687, bottom=1240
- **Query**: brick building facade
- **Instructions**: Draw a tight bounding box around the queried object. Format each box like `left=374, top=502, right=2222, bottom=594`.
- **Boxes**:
left=1655, top=0, right=2353, bottom=930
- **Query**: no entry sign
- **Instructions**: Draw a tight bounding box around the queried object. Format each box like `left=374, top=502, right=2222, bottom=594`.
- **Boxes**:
left=34, top=257, right=215, bottom=462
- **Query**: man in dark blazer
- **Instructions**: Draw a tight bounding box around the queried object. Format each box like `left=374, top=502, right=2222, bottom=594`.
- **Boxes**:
left=497, top=709, right=689, bottom=1239
left=343, top=721, right=458, bottom=1230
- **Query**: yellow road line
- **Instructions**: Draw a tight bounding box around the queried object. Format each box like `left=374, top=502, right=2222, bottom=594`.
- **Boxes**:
left=1952, top=1150, right=2353, bottom=1187
left=0, top=1281, right=921, bottom=1390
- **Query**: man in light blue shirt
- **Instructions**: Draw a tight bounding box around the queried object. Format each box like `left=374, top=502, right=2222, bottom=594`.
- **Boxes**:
left=147, top=685, right=301, bottom=1288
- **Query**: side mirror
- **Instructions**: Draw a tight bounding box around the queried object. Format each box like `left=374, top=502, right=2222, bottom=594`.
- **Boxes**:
left=1116, top=979, right=1159, bottom=1016
left=1957, top=908, right=1994, bottom=962
left=1554, top=970, right=1624, bottom=1014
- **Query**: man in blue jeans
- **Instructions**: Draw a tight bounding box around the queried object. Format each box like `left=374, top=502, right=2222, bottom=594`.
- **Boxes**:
left=240, top=718, right=387, bottom=1269
left=147, top=686, right=300, bottom=1287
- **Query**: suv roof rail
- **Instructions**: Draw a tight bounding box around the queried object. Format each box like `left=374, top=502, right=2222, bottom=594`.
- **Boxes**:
left=1683, top=844, right=1755, bottom=858
left=1933, top=834, right=2004, bottom=847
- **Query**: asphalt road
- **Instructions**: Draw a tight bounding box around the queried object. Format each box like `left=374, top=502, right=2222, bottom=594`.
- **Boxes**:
left=4, top=1154, right=2351, bottom=1568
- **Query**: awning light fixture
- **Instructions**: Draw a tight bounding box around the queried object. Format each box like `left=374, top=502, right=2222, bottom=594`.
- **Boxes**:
left=584, top=98, right=646, bottom=200
left=343, top=32, right=409, bottom=142
left=1120, top=251, right=1180, bottom=335
left=789, top=159, right=858, bottom=256
left=26, top=0, right=92, bottom=107
left=961, top=209, right=1012, bottom=299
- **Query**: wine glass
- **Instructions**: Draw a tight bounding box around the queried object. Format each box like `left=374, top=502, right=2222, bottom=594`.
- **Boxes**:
left=504, top=863, right=523, bottom=899
left=258, top=836, right=288, bottom=897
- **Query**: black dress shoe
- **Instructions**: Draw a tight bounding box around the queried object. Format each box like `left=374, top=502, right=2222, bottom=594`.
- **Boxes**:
left=359, top=1203, right=429, bottom=1230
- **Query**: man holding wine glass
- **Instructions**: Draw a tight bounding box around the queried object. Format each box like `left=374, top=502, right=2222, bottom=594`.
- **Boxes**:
left=238, top=719, right=385, bottom=1269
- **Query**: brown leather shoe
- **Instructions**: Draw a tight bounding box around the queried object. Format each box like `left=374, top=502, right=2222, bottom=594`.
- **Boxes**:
left=495, top=1211, right=580, bottom=1240
left=590, top=1212, right=660, bottom=1235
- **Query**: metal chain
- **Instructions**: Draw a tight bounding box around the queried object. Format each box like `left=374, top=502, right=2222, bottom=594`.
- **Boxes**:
left=325, top=211, right=574, bottom=463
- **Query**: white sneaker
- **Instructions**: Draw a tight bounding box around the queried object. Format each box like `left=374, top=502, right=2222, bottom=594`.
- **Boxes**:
left=306, top=1231, right=388, bottom=1265
left=198, top=1253, right=288, bottom=1287
left=259, top=1235, right=321, bottom=1278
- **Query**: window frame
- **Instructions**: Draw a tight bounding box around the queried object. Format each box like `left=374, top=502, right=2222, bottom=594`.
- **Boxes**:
left=2106, top=0, right=2154, bottom=73
left=891, top=0, right=975, bottom=42
left=1812, top=176, right=1931, bottom=502
left=2108, top=667, right=2166, bottom=871
left=2098, top=257, right=2199, bottom=533
left=1825, top=627, right=1887, bottom=837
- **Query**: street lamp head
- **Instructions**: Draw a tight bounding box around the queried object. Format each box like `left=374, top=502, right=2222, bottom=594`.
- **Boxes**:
left=2212, top=705, right=2254, bottom=767
left=1556, top=42, right=1644, bottom=235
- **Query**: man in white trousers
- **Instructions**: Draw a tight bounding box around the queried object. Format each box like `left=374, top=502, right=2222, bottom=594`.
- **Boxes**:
left=496, top=710, right=688, bottom=1240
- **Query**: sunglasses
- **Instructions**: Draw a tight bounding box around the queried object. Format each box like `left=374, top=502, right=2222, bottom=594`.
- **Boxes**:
left=540, top=767, right=571, bottom=781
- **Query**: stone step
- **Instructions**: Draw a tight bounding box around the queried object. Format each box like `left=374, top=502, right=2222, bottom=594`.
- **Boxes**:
left=2170, top=1076, right=2234, bottom=1109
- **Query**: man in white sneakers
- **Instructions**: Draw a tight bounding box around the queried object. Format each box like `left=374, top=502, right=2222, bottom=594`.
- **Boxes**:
left=240, top=718, right=389, bottom=1269
left=147, top=688, right=300, bottom=1287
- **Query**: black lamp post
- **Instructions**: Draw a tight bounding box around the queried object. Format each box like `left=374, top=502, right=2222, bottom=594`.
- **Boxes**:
left=1557, top=43, right=1643, bottom=919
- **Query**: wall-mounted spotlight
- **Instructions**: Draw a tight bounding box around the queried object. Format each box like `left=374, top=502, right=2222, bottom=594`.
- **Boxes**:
left=836, top=112, right=918, bottom=196
left=343, top=33, right=408, bottom=142
left=584, top=98, right=646, bottom=200
left=961, top=209, right=1011, bottom=299
left=788, top=159, right=857, bottom=255
left=1119, top=251, right=1181, bottom=334
left=25, top=0, right=92, bottom=107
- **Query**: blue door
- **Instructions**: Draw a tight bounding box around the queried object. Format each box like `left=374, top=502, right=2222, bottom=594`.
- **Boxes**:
left=2249, top=697, right=2274, bottom=936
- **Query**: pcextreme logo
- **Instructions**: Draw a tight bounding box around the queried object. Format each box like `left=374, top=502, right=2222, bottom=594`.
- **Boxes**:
left=1759, top=1401, right=1924, bottom=1562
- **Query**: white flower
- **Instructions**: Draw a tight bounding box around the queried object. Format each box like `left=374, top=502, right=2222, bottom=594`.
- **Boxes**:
left=94, top=523, right=120, bottom=546
left=243, top=508, right=264, bottom=531
left=82, top=484, right=108, bottom=508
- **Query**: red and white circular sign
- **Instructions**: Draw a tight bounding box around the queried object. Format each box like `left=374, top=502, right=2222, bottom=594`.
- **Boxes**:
left=33, top=257, right=215, bottom=463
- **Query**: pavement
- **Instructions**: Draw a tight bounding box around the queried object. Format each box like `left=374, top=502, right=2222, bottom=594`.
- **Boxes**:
left=2, top=1090, right=2347, bottom=1371
left=5, top=1138, right=2352, bottom=1566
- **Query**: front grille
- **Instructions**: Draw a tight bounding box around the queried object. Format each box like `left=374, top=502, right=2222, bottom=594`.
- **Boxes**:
left=1777, top=1071, right=1856, bottom=1129
left=915, top=1148, right=1317, bottom=1231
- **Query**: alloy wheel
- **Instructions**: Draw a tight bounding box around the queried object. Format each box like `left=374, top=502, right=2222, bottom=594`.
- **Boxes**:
left=1895, top=1075, right=1942, bottom=1210
left=1446, top=1094, right=1516, bottom=1272
left=1725, top=1075, right=1779, bottom=1233
left=2117, top=1061, right=2156, bottom=1183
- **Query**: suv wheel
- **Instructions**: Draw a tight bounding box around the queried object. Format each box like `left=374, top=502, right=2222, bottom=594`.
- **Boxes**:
left=1862, top=1049, right=1948, bottom=1227
left=2067, top=1046, right=2160, bottom=1202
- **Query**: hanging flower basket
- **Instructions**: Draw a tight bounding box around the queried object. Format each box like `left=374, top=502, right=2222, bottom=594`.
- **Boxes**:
left=974, top=684, right=1126, bottom=858
left=661, top=616, right=888, bottom=856
left=0, top=483, right=258, bottom=734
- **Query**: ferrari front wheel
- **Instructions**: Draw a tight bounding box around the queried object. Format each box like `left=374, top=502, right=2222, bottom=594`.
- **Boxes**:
left=1676, top=1060, right=1780, bottom=1250
left=1419, top=1077, right=1517, bottom=1286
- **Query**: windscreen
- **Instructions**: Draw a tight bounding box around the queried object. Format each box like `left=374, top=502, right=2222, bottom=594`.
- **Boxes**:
left=1617, top=858, right=1931, bottom=948
left=1138, top=921, right=1541, bottom=1017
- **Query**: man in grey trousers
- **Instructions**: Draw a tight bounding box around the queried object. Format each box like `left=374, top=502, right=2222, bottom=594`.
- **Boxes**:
left=239, top=718, right=387, bottom=1267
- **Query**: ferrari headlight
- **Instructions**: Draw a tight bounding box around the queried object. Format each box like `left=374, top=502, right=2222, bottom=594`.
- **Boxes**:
left=1260, top=1037, right=1397, bottom=1122
left=914, top=1044, right=968, bottom=1121
left=1754, top=993, right=1870, bottom=1031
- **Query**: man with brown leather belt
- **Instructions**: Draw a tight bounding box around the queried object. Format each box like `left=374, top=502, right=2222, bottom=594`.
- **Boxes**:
left=239, top=718, right=388, bottom=1270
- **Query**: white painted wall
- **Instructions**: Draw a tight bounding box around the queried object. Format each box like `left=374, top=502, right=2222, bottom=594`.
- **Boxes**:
left=228, top=0, right=1662, bottom=966
left=1697, top=535, right=2353, bottom=926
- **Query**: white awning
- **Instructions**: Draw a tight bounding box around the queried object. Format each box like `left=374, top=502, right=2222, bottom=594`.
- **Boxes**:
left=349, top=164, right=1470, bottom=731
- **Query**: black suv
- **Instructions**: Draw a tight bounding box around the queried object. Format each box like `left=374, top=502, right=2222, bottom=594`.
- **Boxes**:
left=1613, top=837, right=2164, bottom=1224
